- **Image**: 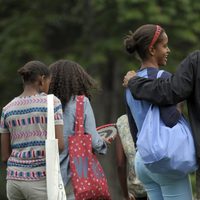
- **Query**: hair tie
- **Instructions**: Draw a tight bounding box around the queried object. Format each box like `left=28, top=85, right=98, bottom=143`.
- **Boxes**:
left=149, top=25, right=162, bottom=49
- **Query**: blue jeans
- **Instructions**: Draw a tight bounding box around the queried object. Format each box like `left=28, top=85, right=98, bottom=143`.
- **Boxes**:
left=135, top=151, right=193, bottom=200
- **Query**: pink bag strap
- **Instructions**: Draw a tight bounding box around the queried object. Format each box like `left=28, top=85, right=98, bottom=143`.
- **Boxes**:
left=75, top=95, right=84, bottom=135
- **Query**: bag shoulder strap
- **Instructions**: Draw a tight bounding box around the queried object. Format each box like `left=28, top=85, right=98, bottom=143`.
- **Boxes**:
left=149, top=70, right=164, bottom=109
left=47, top=94, right=55, bottom=139
left=75, top=95, right=85, bottom=135
left=156, top=70, right=164, bottom=78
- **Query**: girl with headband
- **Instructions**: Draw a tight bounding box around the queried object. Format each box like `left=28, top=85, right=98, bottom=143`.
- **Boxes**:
left=123, top=24, right=193, bottom=200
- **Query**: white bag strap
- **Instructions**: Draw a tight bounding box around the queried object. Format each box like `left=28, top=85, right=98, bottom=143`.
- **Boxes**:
left=47, top=94, right=55, bottom=139
left=149, top=70, right=164, bottom=110
left=156, top=70, right=164, bottom=78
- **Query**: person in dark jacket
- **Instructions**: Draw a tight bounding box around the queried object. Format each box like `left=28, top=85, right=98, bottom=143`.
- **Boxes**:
left=123, top=50, right=200, bottom=200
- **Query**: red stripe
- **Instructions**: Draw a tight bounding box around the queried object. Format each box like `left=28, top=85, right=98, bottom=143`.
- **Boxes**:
left=41, top=116, right=44, bottom=123
left=96, top=123, right=116, bottom=131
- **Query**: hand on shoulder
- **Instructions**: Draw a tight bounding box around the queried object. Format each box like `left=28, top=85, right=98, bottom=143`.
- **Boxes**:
left=123, top=70, right=136, bottom=87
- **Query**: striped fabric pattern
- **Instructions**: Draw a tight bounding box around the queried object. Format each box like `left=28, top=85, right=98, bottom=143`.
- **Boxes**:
left=0, top=93, right=63, bottom=181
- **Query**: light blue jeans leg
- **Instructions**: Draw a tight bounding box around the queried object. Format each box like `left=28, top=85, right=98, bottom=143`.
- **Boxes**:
left=135, top=151, right=193, bottom=200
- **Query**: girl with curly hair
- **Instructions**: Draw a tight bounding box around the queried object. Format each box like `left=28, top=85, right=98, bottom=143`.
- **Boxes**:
left=48, top=60, right=109, bottom=200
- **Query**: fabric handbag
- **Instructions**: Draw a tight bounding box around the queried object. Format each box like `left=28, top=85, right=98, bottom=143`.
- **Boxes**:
left=46, top=94, right=67, bottom=200
left=68, top=95, right=111, bottom=200
left=136, top=70, right=198, bottom=177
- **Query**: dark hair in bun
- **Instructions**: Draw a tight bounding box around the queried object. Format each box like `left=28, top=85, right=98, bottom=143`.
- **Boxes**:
left=18, top=61, right=50, bottom=83
left=124, top=24, right=165, bottom=60
left=124, top=31, right=137, bottom=54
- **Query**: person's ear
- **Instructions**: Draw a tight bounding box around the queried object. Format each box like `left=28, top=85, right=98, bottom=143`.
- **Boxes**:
left=39, top=75, right=46, bottom=86
left=38, top=75, right=45, bottom=90
left=38, top=75, right=46, bottom=93
left=149, top=46, right=155, bottom=56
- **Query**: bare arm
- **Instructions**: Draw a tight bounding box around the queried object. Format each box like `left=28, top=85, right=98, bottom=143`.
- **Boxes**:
left=1, top=133, right=11, bottom=163
left=53, top=96, right=64, bottom=153
left=116, top=134, right=135, bottom=200
left=55, top=125, right=64, bottom=153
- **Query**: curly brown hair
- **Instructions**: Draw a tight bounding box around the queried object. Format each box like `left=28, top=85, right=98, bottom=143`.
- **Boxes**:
left=48, top=60, right=97, bottom=110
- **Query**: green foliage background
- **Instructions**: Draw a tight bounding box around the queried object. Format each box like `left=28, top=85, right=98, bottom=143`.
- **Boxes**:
left=0, top=0, right=200, bottom=199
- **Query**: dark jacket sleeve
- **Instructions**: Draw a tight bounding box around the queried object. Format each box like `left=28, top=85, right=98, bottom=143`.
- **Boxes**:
left=128, top=51, right=199, bottom=105
left=159, top=105, right=181, bottom=127
left=158, top=71, right=181, bottom=127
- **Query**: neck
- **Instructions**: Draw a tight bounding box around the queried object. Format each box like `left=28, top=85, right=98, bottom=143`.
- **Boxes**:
left=140, top=59, right=159, bottom=69
left=20, top=84, right=40, bottom=97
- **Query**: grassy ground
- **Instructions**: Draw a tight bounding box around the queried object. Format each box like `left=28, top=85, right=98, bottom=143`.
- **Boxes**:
left=191, top=172, right=196, bottom=198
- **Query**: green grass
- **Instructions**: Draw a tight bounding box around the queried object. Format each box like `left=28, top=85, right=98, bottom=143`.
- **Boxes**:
left=191, top=172, right=196, bottom=198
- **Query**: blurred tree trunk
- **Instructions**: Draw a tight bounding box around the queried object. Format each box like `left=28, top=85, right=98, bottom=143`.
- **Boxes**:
left=93, top=55, right=125, bottom=125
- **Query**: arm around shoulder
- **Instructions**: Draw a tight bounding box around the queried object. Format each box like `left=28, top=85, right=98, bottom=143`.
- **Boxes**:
left=128, top=51, right=199, bottom=105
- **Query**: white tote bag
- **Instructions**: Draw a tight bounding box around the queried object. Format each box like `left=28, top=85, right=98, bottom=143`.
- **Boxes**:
left=46, top=94, right=66, bottom=200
